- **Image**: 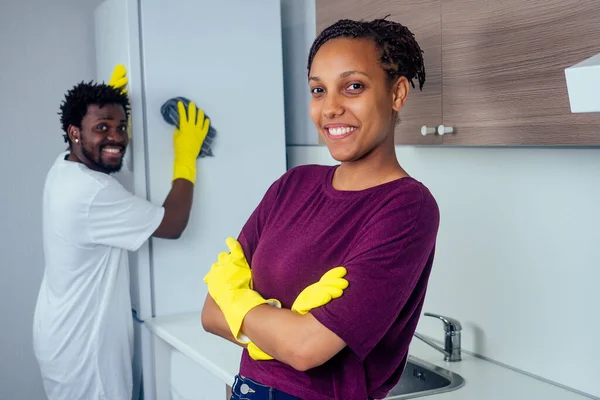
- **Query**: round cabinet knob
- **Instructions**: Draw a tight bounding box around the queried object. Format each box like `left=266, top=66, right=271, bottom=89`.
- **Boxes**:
left=437, top=125, right=454, bottom=135
left=421, top=125, right=436, bottom=136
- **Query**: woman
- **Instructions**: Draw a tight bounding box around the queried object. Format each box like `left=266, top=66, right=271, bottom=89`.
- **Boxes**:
left=202, top=17, right=440, bottom=400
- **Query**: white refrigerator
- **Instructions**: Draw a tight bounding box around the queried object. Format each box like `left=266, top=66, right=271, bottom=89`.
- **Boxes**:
left=94, top=0, right=290, bottom=398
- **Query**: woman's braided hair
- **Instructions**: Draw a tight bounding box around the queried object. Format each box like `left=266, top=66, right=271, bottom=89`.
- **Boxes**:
left=307, top=16, right=426, bottom=91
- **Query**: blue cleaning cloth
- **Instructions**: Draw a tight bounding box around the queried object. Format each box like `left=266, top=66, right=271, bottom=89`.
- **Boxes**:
left=160, top=96, right=216, bottom=158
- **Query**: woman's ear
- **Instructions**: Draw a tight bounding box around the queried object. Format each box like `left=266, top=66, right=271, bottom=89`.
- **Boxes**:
left=391, top=76, right=410, bottom=112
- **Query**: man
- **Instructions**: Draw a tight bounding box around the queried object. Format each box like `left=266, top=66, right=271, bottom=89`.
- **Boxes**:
left=32, top=65, right=209, bottom=400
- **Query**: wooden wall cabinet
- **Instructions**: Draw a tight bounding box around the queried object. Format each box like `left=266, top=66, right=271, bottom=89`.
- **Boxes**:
left=316, top=0, right=600, bottom=146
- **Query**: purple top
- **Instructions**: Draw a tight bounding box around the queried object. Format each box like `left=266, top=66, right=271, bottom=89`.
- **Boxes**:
left=237, top=164, right=440, bottom=400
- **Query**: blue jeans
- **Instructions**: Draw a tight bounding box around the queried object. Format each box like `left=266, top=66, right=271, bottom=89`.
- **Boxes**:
left=229, top=374, right=301, bottom=400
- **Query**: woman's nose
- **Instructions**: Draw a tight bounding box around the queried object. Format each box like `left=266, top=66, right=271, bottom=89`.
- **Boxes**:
left=323, top=93, right=345, bottom=119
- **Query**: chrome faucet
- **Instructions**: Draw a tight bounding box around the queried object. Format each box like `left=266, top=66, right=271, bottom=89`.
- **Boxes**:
left=413, top=312, right=462, bottom=362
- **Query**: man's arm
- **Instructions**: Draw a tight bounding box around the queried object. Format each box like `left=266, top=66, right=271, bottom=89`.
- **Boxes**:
left=152, top=179, right=193, bottom=239
left=151, top=101, right=210, bottom=239
left=106, top=65, right=206, bottom=241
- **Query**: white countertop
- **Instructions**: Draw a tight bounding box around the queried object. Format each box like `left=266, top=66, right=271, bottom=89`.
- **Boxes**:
left=146, top=312, right=593, bottom=400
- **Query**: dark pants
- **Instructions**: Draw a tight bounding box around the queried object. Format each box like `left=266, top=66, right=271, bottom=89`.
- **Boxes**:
left=229, top=374, right=377, bottom=400
left=229, top=375, right=301, bottom=400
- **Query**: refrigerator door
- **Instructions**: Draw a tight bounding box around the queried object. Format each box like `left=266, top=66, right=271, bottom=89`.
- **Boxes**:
left=95, top=0, right=288, bottom=319
left=94, top=0, right=154, bottom=320
left=138, top=0, right=288, bottom=317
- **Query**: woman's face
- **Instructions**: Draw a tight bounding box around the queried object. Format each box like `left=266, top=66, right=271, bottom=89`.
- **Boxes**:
left=308, top=38, right=408, bottom=163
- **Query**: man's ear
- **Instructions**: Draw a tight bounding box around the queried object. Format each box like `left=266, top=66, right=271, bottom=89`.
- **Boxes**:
left=392, top=76, right=410, bottom=112
left=67, top=125, right=80, bottom=144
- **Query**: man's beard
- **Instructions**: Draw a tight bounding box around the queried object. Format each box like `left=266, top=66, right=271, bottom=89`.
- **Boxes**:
left=80, top=136, right=125, bottom=174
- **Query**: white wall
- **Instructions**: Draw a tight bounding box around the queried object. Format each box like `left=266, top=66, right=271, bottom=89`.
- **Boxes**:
left=287, top=145, right=600, bottom=397
left=0, top=0, right=101, bottom=398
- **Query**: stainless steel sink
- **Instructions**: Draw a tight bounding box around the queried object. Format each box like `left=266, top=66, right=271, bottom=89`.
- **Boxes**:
left=384, top=356, right=465, bottom=399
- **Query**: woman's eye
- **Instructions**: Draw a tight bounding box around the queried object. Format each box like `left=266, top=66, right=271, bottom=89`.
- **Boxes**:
left=311, top=87, right=324, bottom=94
left=347, top=83, right=364, bottom=91
left=118, top=125, right=127, bottom=132
left=96, top=124, right=107, bottom=131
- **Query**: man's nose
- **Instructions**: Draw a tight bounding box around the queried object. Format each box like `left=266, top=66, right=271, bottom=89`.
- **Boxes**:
left=107, top=128, right=127, bottom=142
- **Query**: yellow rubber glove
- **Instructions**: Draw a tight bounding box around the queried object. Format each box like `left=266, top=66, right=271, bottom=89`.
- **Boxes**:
left=204, top=237, right=279, bottom=343
left=106, top=64, right=132, bottom=139
left=108, top=64, right=128, bottom=94
left=172, top=101, right=210, bottom=184
left=247, top=266, right=349, bottom=361
left=290, top=266, right=348, bottom=314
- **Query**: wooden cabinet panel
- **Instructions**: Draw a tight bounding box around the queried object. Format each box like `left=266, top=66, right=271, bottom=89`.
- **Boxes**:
left=441, top=0, right=600, bottom=145
left=316, top=0, right=443, bottom=145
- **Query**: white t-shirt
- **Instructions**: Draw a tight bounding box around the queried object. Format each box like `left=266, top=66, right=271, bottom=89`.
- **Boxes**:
left=33, top=152, right=165, bottom=400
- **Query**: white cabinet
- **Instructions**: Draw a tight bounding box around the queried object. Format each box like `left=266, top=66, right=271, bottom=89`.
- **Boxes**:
left=146, top=314, right=242, bottom=400
left=171, top=350, right=226, bottom=400
left=152, top=335, right=226, bottom=400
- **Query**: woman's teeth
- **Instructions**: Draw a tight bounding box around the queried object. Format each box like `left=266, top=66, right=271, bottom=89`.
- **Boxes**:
left=328, top=127, right=357, bottom=136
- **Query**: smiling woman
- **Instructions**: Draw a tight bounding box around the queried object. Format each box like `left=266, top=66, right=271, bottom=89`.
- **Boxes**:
left=201, top=17, right=440, bottom=400
left=307, top=17, right=426, bottom=178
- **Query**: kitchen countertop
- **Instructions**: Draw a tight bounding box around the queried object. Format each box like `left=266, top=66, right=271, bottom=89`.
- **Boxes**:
left=146, top=312, right=593, bottom=400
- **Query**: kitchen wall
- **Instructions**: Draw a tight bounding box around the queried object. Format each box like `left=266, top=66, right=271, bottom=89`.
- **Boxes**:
left=0, top=0, right=102, bottom=399
left=287, top=146, right=600, bottom=397
left=283, top=0, right=600, bottom=397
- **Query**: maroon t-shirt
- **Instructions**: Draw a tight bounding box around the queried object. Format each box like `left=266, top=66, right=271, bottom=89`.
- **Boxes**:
left=237, top=164, right=440, bottom=400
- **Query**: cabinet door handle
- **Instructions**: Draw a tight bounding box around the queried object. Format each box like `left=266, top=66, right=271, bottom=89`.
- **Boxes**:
left=437, top=125, right=454, bottom=135
left=421, top=125, right=436, bottom=136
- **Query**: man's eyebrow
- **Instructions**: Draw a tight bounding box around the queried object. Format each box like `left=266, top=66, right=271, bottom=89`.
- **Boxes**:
left=94, top=116, right=127, bottom=123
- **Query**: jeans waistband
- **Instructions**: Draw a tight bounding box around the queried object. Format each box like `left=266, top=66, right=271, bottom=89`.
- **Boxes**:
left=230, top=374, right=301, bottom=400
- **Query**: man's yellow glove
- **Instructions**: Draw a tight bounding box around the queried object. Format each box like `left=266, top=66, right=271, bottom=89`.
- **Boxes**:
left=247, top=266, right=349, bottom=361
left=173, top=101, right=210, bottom=184
left=108, top=64, right=128, bottom=94
left=107, top=64, right=132, bottom=139
left=204, top=237, right=279, bottom=343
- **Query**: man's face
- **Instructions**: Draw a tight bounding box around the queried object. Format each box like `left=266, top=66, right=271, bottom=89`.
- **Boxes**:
left=76, top=104, right=129, bottom=174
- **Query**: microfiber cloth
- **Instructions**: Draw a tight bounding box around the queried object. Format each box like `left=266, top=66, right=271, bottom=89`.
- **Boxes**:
left=160, top=96, right=216, bottom=158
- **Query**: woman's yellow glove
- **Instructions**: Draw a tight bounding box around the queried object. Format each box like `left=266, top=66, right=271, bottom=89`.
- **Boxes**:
left=108, top=64, right=128, bottom=94
left=247, top=342, right=273, bottom=361
left=172, top=101, right=210, bottom=184
left=204, top=238, right=279, bottom=343
left=290, top=266, right=348, bottom=314
left=247, top=266, right=349, bottom=361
